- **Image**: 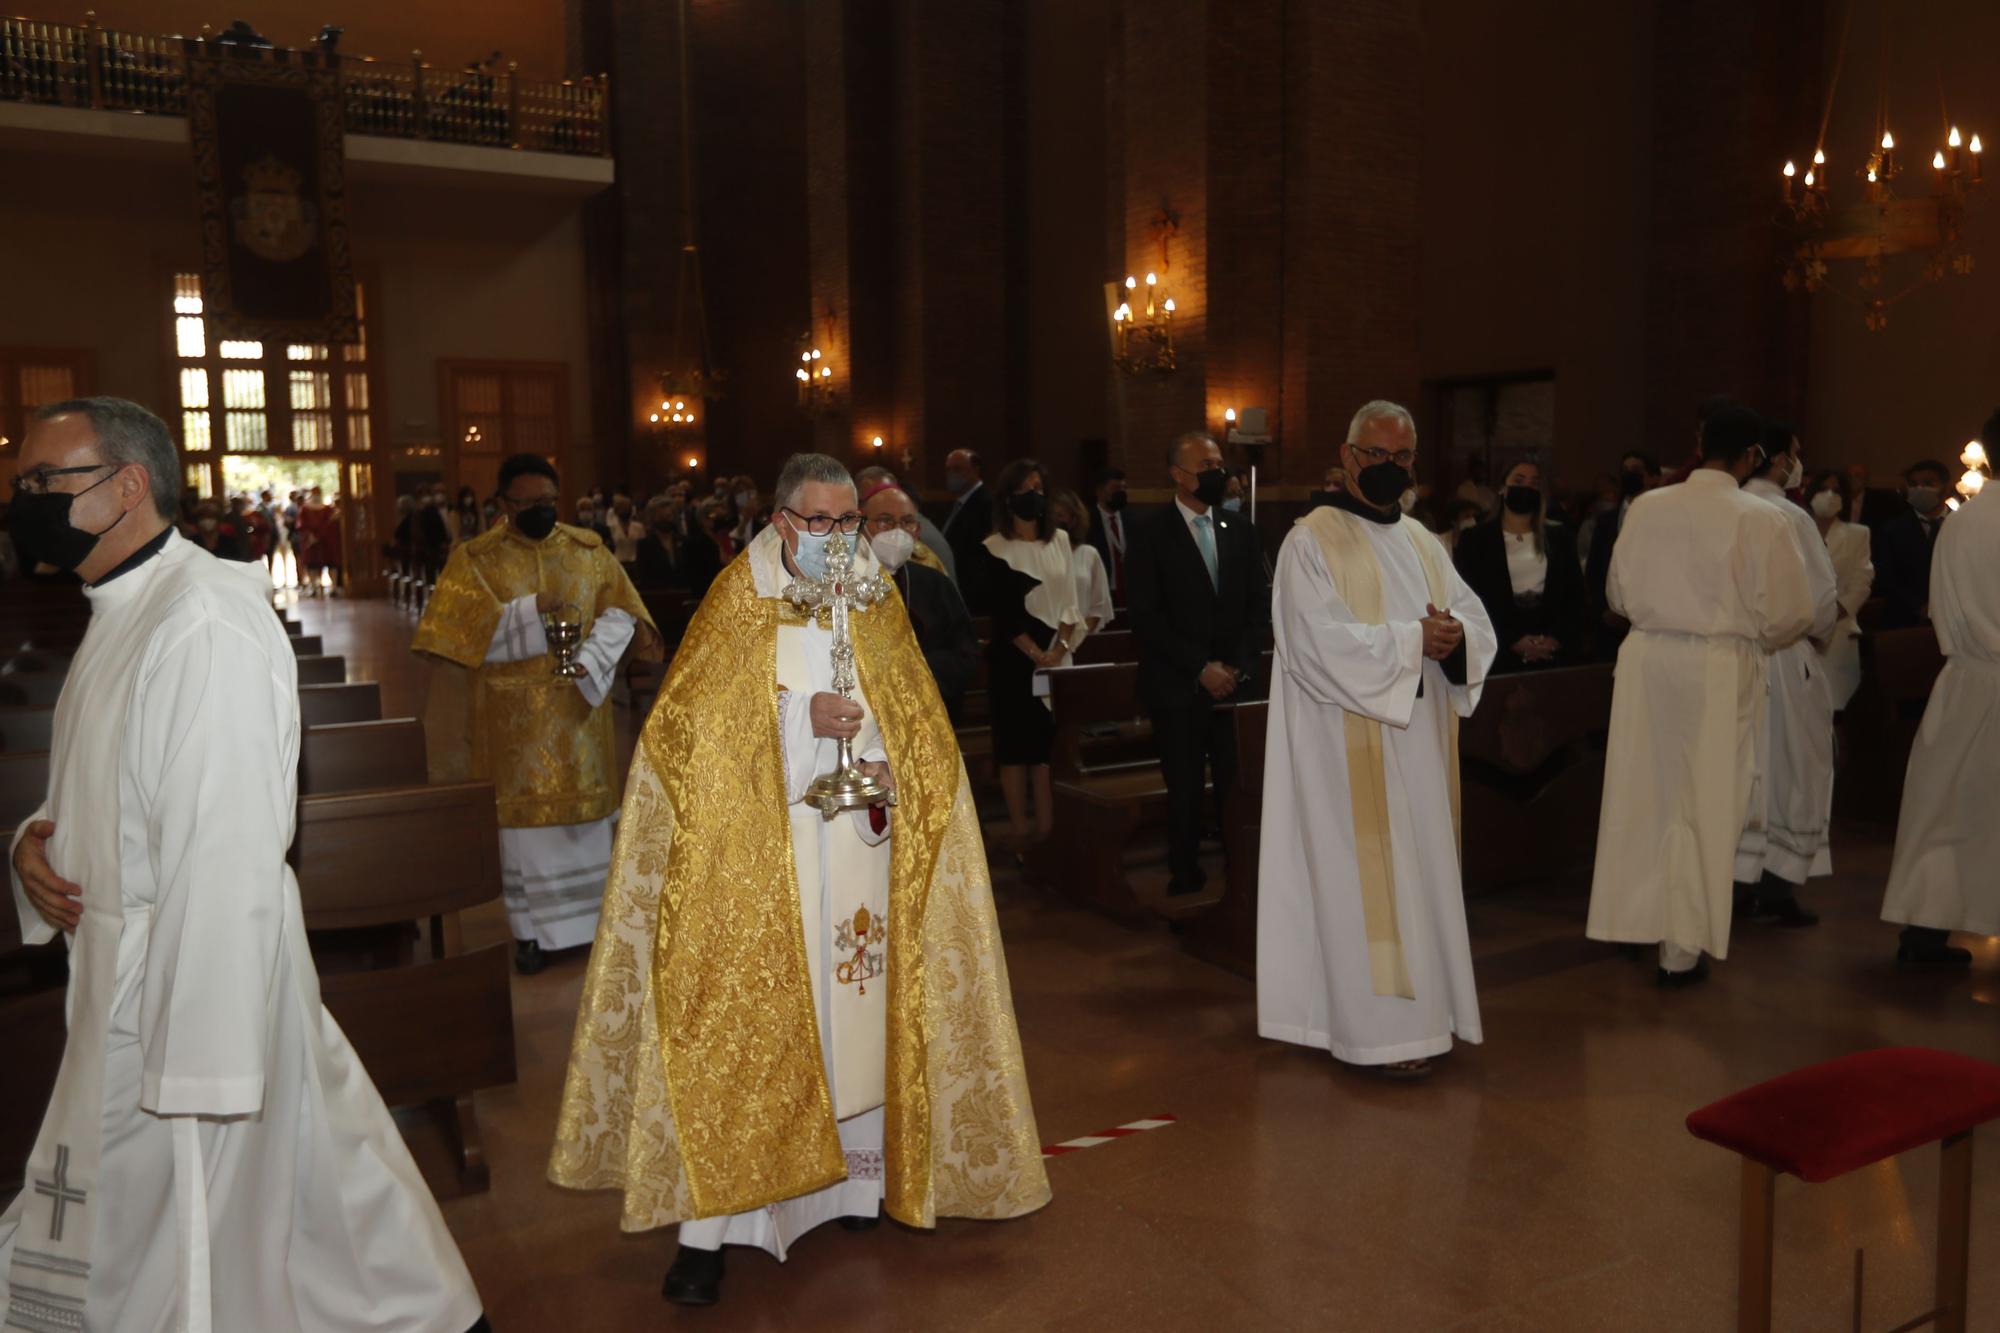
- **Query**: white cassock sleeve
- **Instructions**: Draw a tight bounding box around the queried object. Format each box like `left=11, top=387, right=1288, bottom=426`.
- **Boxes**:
left=486, top=596, right=634, bottom=708
left=8, top=806, right=55, bottom=948
left=1273, top=532, right=1426, bottom=728
left=133, top=618, right=292, bottom=1118
left=1740, top=511, right=1816, bottom=651
left=1437, top=554, right=1498, bottom=717
left=1784, top=517, right=1842, bottom=646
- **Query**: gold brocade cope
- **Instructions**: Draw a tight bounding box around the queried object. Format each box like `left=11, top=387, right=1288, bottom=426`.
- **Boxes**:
left=1297, top=507, right=1462, bottom=1001
left=411, top=522, right=662, bottom=827
left=547, top=550, right=1050, bottom=1230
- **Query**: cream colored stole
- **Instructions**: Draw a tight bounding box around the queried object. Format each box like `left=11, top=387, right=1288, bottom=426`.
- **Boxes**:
left=776, top=623, right=891, bottom=1121
left=1297, top=508, right=1462, bottom=1000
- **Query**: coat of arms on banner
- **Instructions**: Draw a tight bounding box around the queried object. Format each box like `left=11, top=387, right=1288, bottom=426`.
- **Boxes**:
left=230, top=155, right=320, bottom=263
left=834, top=905, right=886, bottom=994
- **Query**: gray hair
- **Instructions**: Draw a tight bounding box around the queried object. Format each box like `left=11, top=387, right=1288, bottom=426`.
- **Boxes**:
left=35, top=396, right=180, bottom=519
left=1167, top=430, right=1217, bottom=470
left=772, top=452, right=855, bottom=513
left=1345, top=399, right=1417, bottom=446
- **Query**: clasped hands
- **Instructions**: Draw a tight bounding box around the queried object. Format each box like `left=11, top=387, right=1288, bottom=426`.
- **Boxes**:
left=1199, top=661, right=1241, bottom=701
left=1511, top=633, right=1559, bottom=664
left=1421, top=604, right=1464, bottom=661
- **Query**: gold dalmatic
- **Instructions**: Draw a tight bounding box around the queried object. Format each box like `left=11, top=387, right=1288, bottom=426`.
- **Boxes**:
left=548, top=549, right=1050, bottom=1229
left=412, top=522, right=663, bottom=827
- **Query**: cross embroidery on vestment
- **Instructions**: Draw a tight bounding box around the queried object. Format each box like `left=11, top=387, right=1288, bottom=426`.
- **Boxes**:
left=33, top=1144, right=86, bottom=1242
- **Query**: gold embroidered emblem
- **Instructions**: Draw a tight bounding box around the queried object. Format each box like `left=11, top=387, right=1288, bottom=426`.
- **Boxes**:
left=230, top=154, right=318, bottom=262
left=835, top=905, right=886, bottom=994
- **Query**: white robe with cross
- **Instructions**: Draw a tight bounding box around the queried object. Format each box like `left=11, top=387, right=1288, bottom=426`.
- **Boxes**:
left=1257, top=515, right=1496, bottom=1066
left=0, top=531, right=480, bottom=1333
left=676, top=528, right=892, bottom=1258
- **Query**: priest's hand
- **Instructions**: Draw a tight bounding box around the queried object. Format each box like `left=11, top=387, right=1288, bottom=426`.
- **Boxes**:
left=536, top=588, right=563, bottom=615
left=15, top=820, right=81, bottom=933
left=856, top=759, right=896, bottom=794
left=1422, top=605, right=1464, bottom=661
left=810, top=691, right=863, bottom=741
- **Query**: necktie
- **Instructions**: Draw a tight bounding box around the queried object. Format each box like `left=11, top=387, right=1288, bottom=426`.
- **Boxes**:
left=1193, top=513, right=1218, bottom=590
left=1109, top=512, right=1124, bottom=593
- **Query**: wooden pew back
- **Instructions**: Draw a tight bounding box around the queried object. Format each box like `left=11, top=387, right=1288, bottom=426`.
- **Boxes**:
left=293, top=781, right=500, bottom=930
left=0, top=987, right=67, bottom=1193
left=1181, top=700, right=1267, bottom=979
left=299, top=718, right=428, bottom=795
left=299, top=682, right=381, bottom=727
left=0, top=708, right=54, bottom=754
left=1457, top=663, right=1615, bottom=891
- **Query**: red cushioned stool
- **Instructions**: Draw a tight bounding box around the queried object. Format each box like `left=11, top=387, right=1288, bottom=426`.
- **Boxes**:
left=1687, top=1047, right=2000, bottom=1333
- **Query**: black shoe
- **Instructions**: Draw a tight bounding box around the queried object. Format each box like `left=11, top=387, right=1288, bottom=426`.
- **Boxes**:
left=513, top=939, right=547, bottom=976
left=662, top=1245, right=725, bottom=1306
left=837, top=1213, right=881, bottom=1232
left=1732, top=883, right=1762, bottom=920
left=1656, top=957, right=1711, bottom=989
left=1897, top=942, right=1974, bottom=972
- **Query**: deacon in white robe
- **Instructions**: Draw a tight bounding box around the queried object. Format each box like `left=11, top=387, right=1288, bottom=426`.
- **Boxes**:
left=0, top=509, right=480, bottom=1330
left=1585, top=411, right=1815, bottom=982
left=1880, top=483, right=2000, bottom=967
left=1258, top=484, right=1497, bottom=1071
left=1735, top=453, right=1841, bottom=905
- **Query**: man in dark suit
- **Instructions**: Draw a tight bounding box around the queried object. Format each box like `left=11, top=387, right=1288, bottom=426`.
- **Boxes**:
left=1085, top=467, right=1130, bottom=607
left=1844, top=463, right=1903, bottom=533
left=938, top=447, right=993, bottom=612
left=1584, top=448, right=1663, bottom=659
left=1872, top=459, right=1952, bottom=629
left=1126, top=431, right=1265, bottom=897
left=863, top=482, right=981, bottom=722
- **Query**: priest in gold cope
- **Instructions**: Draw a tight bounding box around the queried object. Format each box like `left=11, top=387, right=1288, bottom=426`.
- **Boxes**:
left=549, top=453, right=1048, bottom=1309
left=412, top=452, right=663, bottom=975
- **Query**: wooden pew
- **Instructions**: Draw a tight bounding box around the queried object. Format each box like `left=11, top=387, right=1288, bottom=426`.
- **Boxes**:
left=1072, top=629, right=1136, bottom=665
left=293, top=780, right=515, bottom=1192
left=0, top=987, right=66, bottom=1193
left=1180, top=700, right=1266, bottom=980
left=1457, top=663, right=1615, bottom=892
left=296, top=654, right=348, bottom=686
left=1037, top=663, right=1161, bottom=921
left=0, top=673, right=63, bottom=708
left=290, top=634, right=325, bottom=657
left=0, top=708, right=53, bottom=753
left=1836, top=626, right=1944, bottom=827
left=300, top=719, right=427, bottom=794
left=300, top=682, right=382, bottom=727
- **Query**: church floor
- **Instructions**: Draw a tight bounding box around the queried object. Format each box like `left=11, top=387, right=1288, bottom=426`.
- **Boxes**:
left=303, top=596, right=2000, bottom=1331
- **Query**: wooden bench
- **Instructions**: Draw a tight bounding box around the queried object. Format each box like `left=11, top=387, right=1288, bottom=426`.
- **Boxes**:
left=290, top=634, right=325, bottom=657
left=0, top=708, right=53, bottom=754
left=1458, top=663, right=1615, bottom=892
left=0, top=673, right=63, bottom=709
left=1037, top=663, right=1163, bottom=921
left=1835, top=626, right=1944, bottom=827
left=296, top=654, right=348, bottom=686
left=1072, top=629, right=1136, bottom=665
left=300, top=682, right=382, bottom=727
left=1180, top=699, right=1266, bottom=979
left=293, top=780, right=515, bottom=1192
left=300, top=719, right=427, bottom=794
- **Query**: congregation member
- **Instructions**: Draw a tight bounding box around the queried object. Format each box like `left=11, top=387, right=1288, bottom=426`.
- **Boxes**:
left=294, top=485, right=342, bottom=594
left=1452, top=459, right=1587, bottom=673
left=413, top=452, right=663, bottom=975
left=1, top=397, right=486, bottom=1333
left=1804, top=468, right=1875, bottom=708
left=1086, top=466, right=1130, bottom=604
left=1583, top=449, right=1664, bottom=655
left=1872, top=459, right=1952, bottom=628
left=856, top=464, right=955, bottom=580
left=186, top=499, right=248, bottom=561
left=1454, top=455, right=1499, bottom=519
left=1050, top=489, right=1115, bottom=636
left=605, top=491, right=647, bottom=572
left=1733, top=422, right=1841, bottom=925
left=1585, top=402, right=1815, bottom=987
left=1259, top=401, right=1495, bottom=1077
left=1880, top=433, right=1997, bottom=971
left=862, top=478, right=980, bottom=721
left=1126, top=432, right=1262, bottom=898
left=939, top=448, right=993, bottom=610
left=1845, top=461, right=1902, bottom=531
left=549, top=452, right=1048, bottom=1307
left=980, top=459, right=1085, bottom=854
left=452, top=484, right=486, bottom=543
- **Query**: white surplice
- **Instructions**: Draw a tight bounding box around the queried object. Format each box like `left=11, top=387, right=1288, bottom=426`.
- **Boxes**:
left=1257, top=517, right=1497, bottom=1066
left=0, top=531, right=480, bottom=1333
left=1585, top=470, right=1815, bottom=961
left=483, top=596, right=637, bottom=950
left=1734, top=477, right=1842, bottom=886
left=1818, top=519, right=1874, bottom=710
left=1881, top=488, right=2000, bottom=936
left=678, top=527, right=891, bottom=1259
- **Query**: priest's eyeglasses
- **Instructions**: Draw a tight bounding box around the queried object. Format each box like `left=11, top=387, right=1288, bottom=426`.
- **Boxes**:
left=1349, top=444, right=1417, bottom=469
left=782, top=507, right=864, bottom=536
left=13, top=462, right=114, bottom=496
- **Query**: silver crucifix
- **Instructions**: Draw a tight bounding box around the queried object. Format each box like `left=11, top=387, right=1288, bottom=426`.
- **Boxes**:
left=783, top=530, right=895, bottom=818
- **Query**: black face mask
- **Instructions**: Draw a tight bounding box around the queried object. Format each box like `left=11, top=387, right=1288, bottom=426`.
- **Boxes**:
left=1102, top=491, right=1128, bottom=513
left=1620, top=469, right=1647, bottom=499
left=1007, top=491, right=1046, bottom=523
left=1191, top=468, right=1229, bottom=508
left=513, top=503, right=559, bottom=541
left=1356, top=461, right=1412, bottom=509
left=1503, top=485, right=1542, bottom=516
left=9, top=471, right=129, bottom=573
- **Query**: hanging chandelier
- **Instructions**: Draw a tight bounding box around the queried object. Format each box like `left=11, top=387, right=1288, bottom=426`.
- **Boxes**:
left=1777, top=8, right=1982, bottom=331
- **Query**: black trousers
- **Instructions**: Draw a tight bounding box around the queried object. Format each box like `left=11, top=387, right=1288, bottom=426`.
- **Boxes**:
left=1150, top=700, right=1236, bottom=892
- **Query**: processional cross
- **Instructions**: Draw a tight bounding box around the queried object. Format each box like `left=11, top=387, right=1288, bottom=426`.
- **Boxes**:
left=783, top=530, right=895, bottom=819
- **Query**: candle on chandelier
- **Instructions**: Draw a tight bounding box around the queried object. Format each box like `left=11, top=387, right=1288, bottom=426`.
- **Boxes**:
left=1950, top=125, right=1963, bottom=171
left=1145, top=271, right=1158, bottom=318
left=1972, top=134, right=1984, bottom=182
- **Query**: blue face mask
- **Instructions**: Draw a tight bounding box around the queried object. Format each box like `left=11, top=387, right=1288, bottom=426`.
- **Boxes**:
left=1220, top=497, right=1244, bottom=513
left=792, top=527, right=833, bottom=580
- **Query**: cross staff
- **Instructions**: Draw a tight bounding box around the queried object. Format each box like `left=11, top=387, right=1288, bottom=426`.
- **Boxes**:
left=783, top=531, right=893, bottom=817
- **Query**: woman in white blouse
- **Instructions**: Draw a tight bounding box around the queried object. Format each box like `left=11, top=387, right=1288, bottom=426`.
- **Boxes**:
left=1050, top=489, right=1114, bottom=644
left=1805, top=469, right=1875, bottom=709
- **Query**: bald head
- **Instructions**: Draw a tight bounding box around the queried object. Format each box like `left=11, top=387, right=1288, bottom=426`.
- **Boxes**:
left=944, top=448, right=981, bottom=496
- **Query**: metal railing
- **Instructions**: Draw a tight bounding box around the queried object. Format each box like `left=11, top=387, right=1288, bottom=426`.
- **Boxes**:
left=0, top=13, right=610, bottom=157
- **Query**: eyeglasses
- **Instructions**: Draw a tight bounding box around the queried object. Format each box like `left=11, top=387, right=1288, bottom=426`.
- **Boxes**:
left=865, top=512, right=922, bottom=535
left=1348, top=444, right=1417, bottom=469
left=782, top=507, right=863, bottom=536
left=13, top=462, right=113, bottom=496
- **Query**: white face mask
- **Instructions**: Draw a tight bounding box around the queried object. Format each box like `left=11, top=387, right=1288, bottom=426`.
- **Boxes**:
left=869, top=528, right=915, bottom=572
left=1780, top=455, right=1803, bottom=490
left=1810, top=489, right=1843, bottom=519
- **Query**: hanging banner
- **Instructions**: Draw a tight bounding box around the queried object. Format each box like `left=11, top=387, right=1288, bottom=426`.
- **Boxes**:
left=187, top=49, right=356, bottom=343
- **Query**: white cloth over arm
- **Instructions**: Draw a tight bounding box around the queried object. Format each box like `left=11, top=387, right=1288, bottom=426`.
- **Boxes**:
left=486, top=594, right=635, bottom=708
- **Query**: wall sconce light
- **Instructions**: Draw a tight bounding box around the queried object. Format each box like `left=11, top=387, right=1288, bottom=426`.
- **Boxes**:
left=1108, top=270, right=1176, bottom=375
left=871, top=435, right=884, bottom=450
left=795, top=341, right=841, bottom=414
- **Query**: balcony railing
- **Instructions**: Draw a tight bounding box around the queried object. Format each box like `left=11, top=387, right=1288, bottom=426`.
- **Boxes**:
left=0, top=13, right=610, bottom=157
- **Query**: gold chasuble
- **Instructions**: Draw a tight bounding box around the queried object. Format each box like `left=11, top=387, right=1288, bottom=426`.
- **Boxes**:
left=1297, top=506, right=1461, bottom=1001
left=549, top=548, right=1050, bottom=1230
left=411, top=522, right=662, bottom=827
